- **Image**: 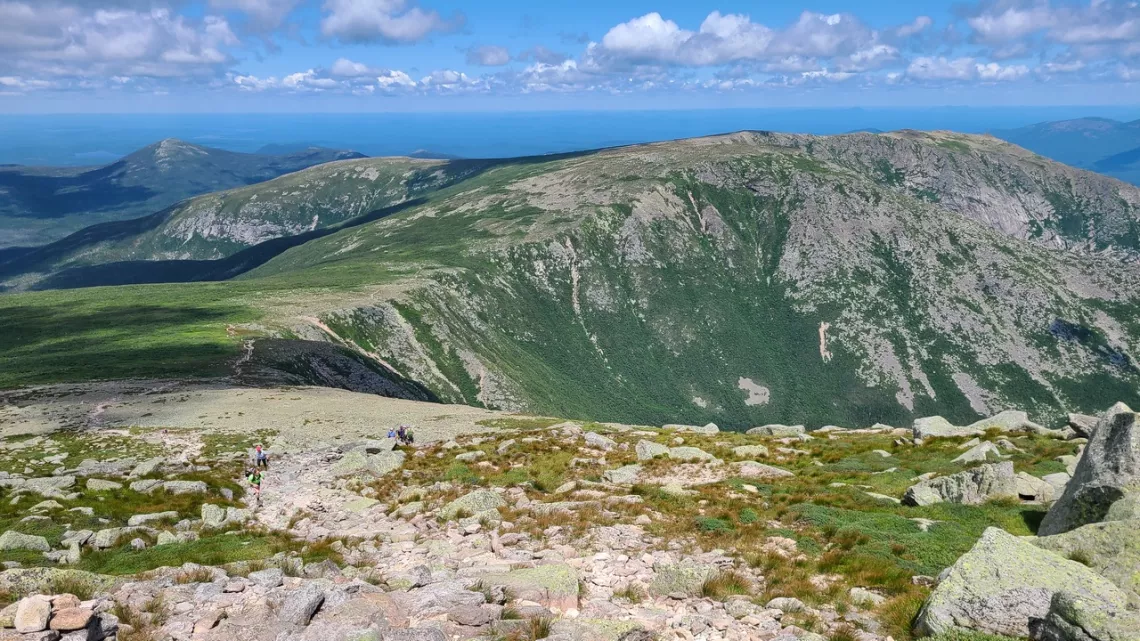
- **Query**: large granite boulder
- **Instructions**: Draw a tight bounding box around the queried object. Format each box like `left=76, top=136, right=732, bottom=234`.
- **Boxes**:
left=1029, top=591, right=1140, bottom=641
left=332, top=450, right=406, bottom=478
left=0, top=531, right=50, bottom=552
left=649, top=560, right=718, bottom=597
left=913, top=528, right=1129, bottom=638
left=1039, top=403, right=1140, bottom=536
left=478, top=563, right=580, bottom=610
left=440, top=490, right=506, bottom=520
left=902, top=462, right=1017, bottom=506
left=1068, top=414, right=1100, bottom=440
left=914, top=411, right=1050, bottom=441
left=745, top=425, right=805, bottom=438
left=635, top=441, right=669, bottom=461
left=667, top=447, right=718, bottom=462
left=913, top=416, right=970, bottom=439
left=1032, top=520, right=1140, bottom=606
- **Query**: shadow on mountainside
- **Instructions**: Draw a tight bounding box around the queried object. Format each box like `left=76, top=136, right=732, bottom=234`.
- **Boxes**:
left=29, top=197, right=430, bottom=289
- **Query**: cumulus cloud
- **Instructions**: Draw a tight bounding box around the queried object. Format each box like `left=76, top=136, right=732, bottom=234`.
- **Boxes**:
left=209, top=0, right=300, bottom=31
left=329, top=57, right=375, bottom=77
left=320, top=0, right=463, bottom=44
left=906, top=56, right=1029, bottom=82
left=894, top=16, right=933, bottom=38
left=466, top=45, right=510, bottom=66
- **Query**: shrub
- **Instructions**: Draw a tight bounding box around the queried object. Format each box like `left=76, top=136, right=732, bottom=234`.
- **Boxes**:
left=614, top=584, right=646, bottom=604
left=695, top=517, right=734, bottom=534
left=738, top=508, right=760, bottom=525
left=700, top=571, right=752, bottom=600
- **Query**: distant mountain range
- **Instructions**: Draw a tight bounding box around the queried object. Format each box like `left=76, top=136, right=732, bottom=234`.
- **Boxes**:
left=0, top=139, right=365, bottom=248
left=992, top=117, right=1140, bottom=185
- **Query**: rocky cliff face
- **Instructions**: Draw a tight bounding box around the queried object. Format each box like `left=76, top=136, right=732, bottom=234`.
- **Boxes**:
left=236, top=131, right=1140, bottom=428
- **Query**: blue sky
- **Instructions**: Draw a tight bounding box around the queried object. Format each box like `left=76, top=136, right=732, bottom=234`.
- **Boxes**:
left=2, top=0, right=1140, bottom=111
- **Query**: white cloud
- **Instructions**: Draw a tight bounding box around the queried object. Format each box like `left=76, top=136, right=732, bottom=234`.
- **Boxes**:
left=894, top=16, right=932, bottom=38
left=376, top=69, right=416, bottom=88
left=907, top=56, right=977, bottom=80
left=209, top=0, right=301, bottom=31
left=330, top=57, right=374, bottom=77
left=466, top=45, right=510, bottom=66
left=320, top=0, right=462, bottom=44
left=976, top=61, right=1029, bottom=81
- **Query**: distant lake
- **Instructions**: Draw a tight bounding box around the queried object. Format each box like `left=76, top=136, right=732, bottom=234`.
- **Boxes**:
left=1, top=107, right=1138, bottom=166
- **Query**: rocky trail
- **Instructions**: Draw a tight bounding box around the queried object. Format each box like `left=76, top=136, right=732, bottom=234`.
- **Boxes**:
left=1, top=386, right=1138, bottom=641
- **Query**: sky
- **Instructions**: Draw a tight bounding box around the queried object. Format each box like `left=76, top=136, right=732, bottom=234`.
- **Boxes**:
left=2, top=0, right=1140, bottom=112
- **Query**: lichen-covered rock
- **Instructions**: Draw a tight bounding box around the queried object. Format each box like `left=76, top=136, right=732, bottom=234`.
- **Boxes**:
left=602, top=465, right=642, bottom=484
left=201, top=504, right=226, bottom=528
left=649, top=561, right=717, bottom=596
left=163, top=480, right=207, bottom=495
left=1040, top=403, right=1140, bottom=536
left=902, top=462, right=1017, bottom=506
left=953, top=441, right=1007, bottom=464
left=913, top=528, right=1129, bottom=638
left=635, top=440, right=669, bottom=461
left=662, top=423, right=718, bottom=435
left=130, top=457, right=164, bottom=478
left=732, top=445, right=769, bottom=459
left=584, top=432, right=617, bottom=451
left=1017, top=472, right=1056, bottom=503
left=913, top=416, right=969, bottom=439
left=280, top=582, right=325, bottom=626
left=14, top=595, right=51, bottom=633
left=85, top=479, right=122, bottom=491
left=127, top=511, right=179, bottom=527
left=440, top=490, right=506, bottom=520
left=732, top=461, right=794, bottom=479
left=332, top=450, right=406, bottom=478
left=0, top=531, right=50, bottom=552
left=667, top=447, right=718, bottom=462
left=1032, top=520, right=1140, bottom=605
left=1029, top=591, right=1140, bottom=641
left=479, top=564, right=579, bottom=610
left=746, top=425, right=805, bottom=437
left=1069, top=414, right=1099, bottom=439
left=915, top=411, right=1051, bottom=441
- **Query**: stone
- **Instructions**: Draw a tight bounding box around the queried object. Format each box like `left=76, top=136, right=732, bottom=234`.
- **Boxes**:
left=15, top=596, right=51, bottom=633
left=662, top=424, right=718, bottom=435
left=393, top=581, right=485, bottom=616
left=84, top=479, right=122, bottom=492
left=129, top=457, right=164, bottom=477
left=635, top=440, right=669, bottom=461
left=732, top=445, right=769, bottom=459
left=381, top=629, right=447, bottom=641
left=128, top=479, right=162, bottom=493
left=746, top=425, right=806, bottom=438
left=1043, top=472, right=1072, bottom=496
left=667, top=447, right=718, bottom=462
left=126, top=511, right=178, bottom=527
left=1016, top=472, right=1056, bottom=503
left=953, top=442, right=1007, bottom=464
left=449, top=605, right=500, bottom=626
left=902, top=462, right=1018, bottom=506
left=440, top=490, right=506, bottom=520
left=1040, top=403, right=1140, bottom=536
left=584, top=432, right=617, bottom=451
left=332, top=450, right=406, bottom=478
left=1032, top=519, right=1140, bottom=604
left=48, top=608, right=92, bottom=632
left=766, top=597, right=806, bottom=613
left=913, top=528, right=1129, bottom=638
left=0, top=531, right=50, bottom=552
left=649, top=561, right=717, bottom=597
left=1029, top=590, right=1140, bottom=641
left=280, top=582, right=325, bottom=626
left=849, top=587, right=886, bottom=607
left=249, top=568, right=284, bottom=589
left=602, top=465, right=642, bottom=485
left=479, top=564, right=580, bottom=610
left=966, top=410, right=1049, bottom=435
left=732, top=461, right=794, bottom=479
left=1068, top=414, right=1099, bottom=439
left=162, top=480, right=207, bottom=494
left=201, top=504, right=226, bottom=528
left=455, top=451, right=484, bottom=462
left=342, top=497, right=379, bottom=513
left=912, top=416, right=967, bottom=439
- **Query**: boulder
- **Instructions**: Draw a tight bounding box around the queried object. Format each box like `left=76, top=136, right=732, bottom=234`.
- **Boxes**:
left=162, top=480, right=207, bottom=495
left=766, top=597, right=806, bottom=613
left=128, top=479, right=163, bottom=493
left=249, top=568, right=284, bottom=589
left=392, top=581, right=485, bottom=616
left=662, top=423, right=719, bottom=435
left=454, top=451, right=483, bottom=462
left=1044, top=473, right=1072, bottom=496
left=667, top=447, right=718, bottom=463
left=966, top=410, right=1049, bottom=435
left=280, top=582, right=325, bottom=626
left=1040, top=403, right=1140, bottom=536
left=126, top=511, right=178, bottom=527
left=602, top=465, right=642, bottom=485
left=48, top=608, right=93, bottom=632
left=649, top=561, right=718, bottom=596
left=913, top=528, right=1129, bottom=638
left=635, top=441, right=669, bottom=461
left=746, top=425, right=806, bottom=438
left=478, top=564, right=580, bottom=610
left=0, top=531, right=50, bottom=552
left=584, top=432, right=617, bottom=451
left=201, top=504, right=226, bottom=528
left=913, top=416, right=968, bottom=440
left=332, top=450, right=406, bottom=478
left=1032, top=520, right=1140, bottom=604
left=84, top=479, right=122, bottom=492
left=440, top=490, right=506, bottom=520
left=129, top=457, right=164, bottom=477
left=1069, top=414, right=1100, bottom=439
left=732, top=461, right=794, bottom=479
left=1016, top=472, right=1056, bottom=503
left=1029, top=590, right=1140, bottom=641
left=24, top=477, right=76, bottom=496
left=953, top=442, right=1007, bottom=464
left=732, top=445, right=769, bottom=459
left=902, top=462, right=1018, bottom=506
left=15, top=595, right=51, bottom=633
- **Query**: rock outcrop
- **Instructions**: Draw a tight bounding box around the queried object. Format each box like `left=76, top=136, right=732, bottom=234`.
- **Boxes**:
left=902, top=462, right=1017, bottom=506
left=1039, top=403, right=1140, bottom=536
left=913, top=528, right=1130, bottom=638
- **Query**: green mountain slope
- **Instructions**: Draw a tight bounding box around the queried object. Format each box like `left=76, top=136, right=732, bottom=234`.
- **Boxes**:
left=4, top=131, right=1140, bottom=430
left=0, top=139, right=365, bottom=248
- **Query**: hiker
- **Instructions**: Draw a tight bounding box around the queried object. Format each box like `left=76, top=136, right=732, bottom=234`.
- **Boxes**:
left=246, top=468, right=263, bottom=504
left=254, top=444, right=269, bottom=469
left=388, top=427, right=396, bottom=439
left=405, top=428, right=415, bottom=445
left=397, top=425, right=407, bottom=443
